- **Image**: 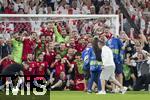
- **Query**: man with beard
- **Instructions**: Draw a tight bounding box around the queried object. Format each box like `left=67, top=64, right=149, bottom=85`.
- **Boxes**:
left=44, top=42, right=57, bottom=67
left=50, top=54, right=66, bottom=90
left=34, top=53, right=49, bottom=89
left=22, top=31, right=36, bottom=61
left=36, top=35, right=46, bottom=58
left=11, top=33, right=23, bottom=64
left=23, top=53, right=37, bottom=78
left=63, top=48, right=77, bottom=90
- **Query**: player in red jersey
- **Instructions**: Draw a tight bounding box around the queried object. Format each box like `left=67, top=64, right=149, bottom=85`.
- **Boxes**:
left=45, top=35, right=53, bottom=44
left=36, top=53, right=49, bottom=77
left=68, top=38, right=76, bottom=48
left=22, top=32, right=36, bottom=61
left=36, top=35, right=46, bottom=57
left=21, top=53, right=37, bottom=91
left=48, top=54, right=67, bottom=90
left=23, top=54, right=37, bottom=76
left=44, top=42, right=57, bottom=67
left=0, top=55, right=16, bottom=72
left=33, top=53, right=50, bottom=89
left=51, top=54, right=65, bottom=79
left=63, top=48, right=79, bottom=90
left=75, top=38, right=86, bottom=53
left=41, top=22, right=54, bottom=37
left=0, top=55, right=16, bottom=90
left=35, top=53, right=49, bottom=83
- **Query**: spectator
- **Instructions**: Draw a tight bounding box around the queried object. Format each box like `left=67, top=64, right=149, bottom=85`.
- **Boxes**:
left=27, top=0, right=40, bottom=14
left=4, top=2, right=15, bottom=14
left=0, top=37, right=11, bottom=59
left=132, top=44, right=150, bottom=60
left=0, top=2, right=4, bottom=14
left=56, top=0, right=68, bottom=14
left=99, top=0, right=113, bottom=14
left=18, top=8, right=25, bottom=14
left=90, top=5, right=96, bottom=14
left=70, top=0, right=80, bottom=14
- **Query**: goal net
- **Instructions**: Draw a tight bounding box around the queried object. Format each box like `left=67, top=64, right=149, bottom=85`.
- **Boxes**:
left=0, top=14, right=119, bottom=40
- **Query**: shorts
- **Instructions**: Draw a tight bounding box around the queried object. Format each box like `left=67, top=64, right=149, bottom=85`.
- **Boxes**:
left=100, top=66, right=116, bottom=81
left=115, top=61, right=123, bottom=74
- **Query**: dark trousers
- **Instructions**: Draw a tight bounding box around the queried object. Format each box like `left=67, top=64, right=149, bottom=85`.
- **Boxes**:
left=88, top=71, right=101, bottom=91
left=134, top=74, right=150, bottom=91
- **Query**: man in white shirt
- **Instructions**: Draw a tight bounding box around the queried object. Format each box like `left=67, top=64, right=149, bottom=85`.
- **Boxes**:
left=97, top=40, right=127, bottom=94
left=132, top=44, right=150, bottom=59
left=71, top=0, right=80, bottom=14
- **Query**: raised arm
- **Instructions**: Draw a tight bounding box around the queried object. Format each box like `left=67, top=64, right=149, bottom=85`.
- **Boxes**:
left=53, top=24, right=65, bottom=43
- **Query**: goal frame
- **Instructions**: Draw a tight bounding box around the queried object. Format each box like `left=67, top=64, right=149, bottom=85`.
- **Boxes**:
left=0, top=14, right=119, bottom=35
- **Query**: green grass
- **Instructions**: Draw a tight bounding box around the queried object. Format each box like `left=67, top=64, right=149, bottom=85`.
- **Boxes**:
left=0, top=91, right=150, bottom=100
left=50, top=91, right=150, bottom=100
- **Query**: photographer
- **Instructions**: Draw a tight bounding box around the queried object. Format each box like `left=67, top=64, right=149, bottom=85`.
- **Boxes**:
left=130, top=52, right=150, bottom=91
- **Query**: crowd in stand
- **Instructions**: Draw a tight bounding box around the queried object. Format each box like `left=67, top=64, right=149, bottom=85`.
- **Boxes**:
left=0, top=0, right=150, bottom=92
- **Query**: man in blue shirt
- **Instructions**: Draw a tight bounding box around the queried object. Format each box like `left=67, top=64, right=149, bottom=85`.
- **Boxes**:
left=107, top=36, right=124, bottom=89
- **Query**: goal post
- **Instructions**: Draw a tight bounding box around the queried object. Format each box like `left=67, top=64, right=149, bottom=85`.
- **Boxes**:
left=0, top=14, right=120, bottom=36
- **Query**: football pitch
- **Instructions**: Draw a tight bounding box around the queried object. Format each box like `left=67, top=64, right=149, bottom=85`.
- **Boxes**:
left=50, top=91, right=150, bottom=100
left=0, top=91, right=150, bottom=100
